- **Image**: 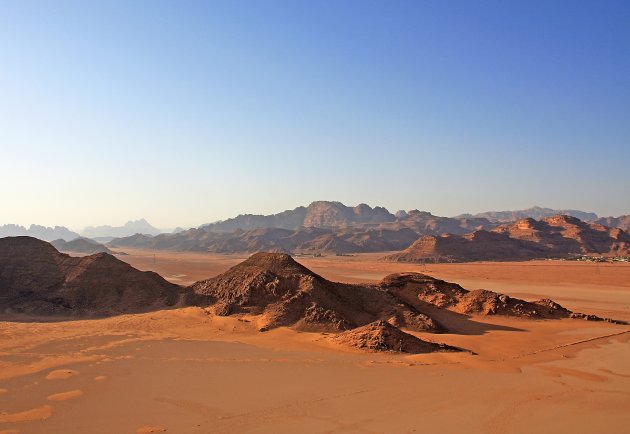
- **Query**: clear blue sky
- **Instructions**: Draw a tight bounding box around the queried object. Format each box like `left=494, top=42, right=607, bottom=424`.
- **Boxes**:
left=1, top=0, right=629, bottom=229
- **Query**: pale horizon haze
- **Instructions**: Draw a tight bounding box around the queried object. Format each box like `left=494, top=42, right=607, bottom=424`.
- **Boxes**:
left=1, top=1, right=629, bottom=229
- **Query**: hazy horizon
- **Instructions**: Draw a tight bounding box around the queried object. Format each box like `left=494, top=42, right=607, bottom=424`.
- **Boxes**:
left=2, top=1, right=629, bottom=228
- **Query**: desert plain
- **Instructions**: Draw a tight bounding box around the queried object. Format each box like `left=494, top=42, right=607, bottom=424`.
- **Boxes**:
left=1, top=249, right=629, bottom=434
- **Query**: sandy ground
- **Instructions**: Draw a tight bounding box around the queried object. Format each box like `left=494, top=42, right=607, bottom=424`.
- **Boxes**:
left=1, top=250, right=629, bottom=433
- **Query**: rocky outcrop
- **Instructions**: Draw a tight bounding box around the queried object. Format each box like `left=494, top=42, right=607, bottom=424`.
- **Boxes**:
left=0, top=237, right=180, bottom=317
left=187, top=253, right=442, bottom=333
left=380, top=273, right=574, bottom=318
left=331, top=321, right=462, bottom=354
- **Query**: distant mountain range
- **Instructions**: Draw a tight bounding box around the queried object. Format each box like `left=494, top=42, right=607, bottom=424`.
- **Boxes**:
left=2, top=203, right=629, bottom=257
left=81, top=218, right=162, bottom=238
left=0, top=224, right=80, bottom=242
left=593, top=215, right=630, bottom=232
left=108, top=202, right=630, bottom=257
left=455, top=206, right=598, bottom=223
left=110, top=203, right=496, bottom=254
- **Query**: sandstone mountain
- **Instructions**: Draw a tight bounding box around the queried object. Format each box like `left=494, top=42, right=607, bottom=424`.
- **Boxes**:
left=383, top=231, right=544, bottom=263
left=51, top=237, right=114, bottom=255
left=456, top=206, right=598, bottom=223
left=0, top=224, right=80, bottom=242
left=493, top=215, right=630, bottom=256
left=0, top=237, right=180, bottom=317
left=201, top=201, right=494, bottom=234
left=384, top=215, right=630, bottom=263
left=201, top=201, right=396, bottom=232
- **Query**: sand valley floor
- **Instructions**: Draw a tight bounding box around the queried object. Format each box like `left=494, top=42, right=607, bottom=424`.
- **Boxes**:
left=1, top=251, right=629, bottom=434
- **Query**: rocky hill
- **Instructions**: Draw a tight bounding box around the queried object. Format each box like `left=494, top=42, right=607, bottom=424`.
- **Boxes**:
left=0, top=237, right=180, bottom=317
left=384, top=215, right=630, bottom=263
left=187, top=253, right=442, bottom=333
left=51, top=237, right=114, bottom=255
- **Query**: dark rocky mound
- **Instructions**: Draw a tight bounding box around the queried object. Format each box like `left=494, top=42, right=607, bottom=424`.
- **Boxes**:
left=51, top=237, right=114, bottom=254
left=188, top=252, right=442, bottom=332
left=0, top=236, right=180, bottom=317
left=187, top=253, right=623, bottom=335
left=332, top=320, right=463, bottom=354
left=380, top=273, right=624, bottom=323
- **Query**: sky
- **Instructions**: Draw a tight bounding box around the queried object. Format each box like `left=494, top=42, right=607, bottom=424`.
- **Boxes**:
left=1, top=0, right=629, bottom=230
